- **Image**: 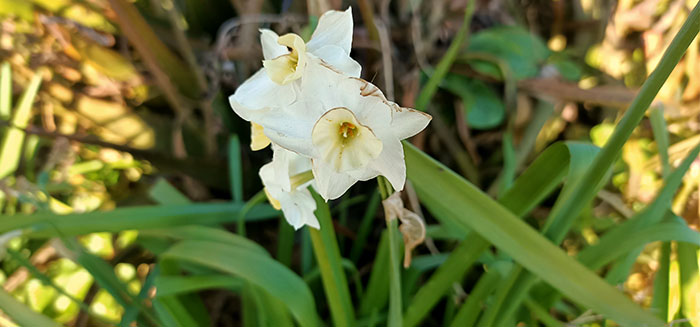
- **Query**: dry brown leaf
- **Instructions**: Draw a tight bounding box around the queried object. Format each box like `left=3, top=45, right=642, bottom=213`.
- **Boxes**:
left=383, top=192, right=426, bottom=268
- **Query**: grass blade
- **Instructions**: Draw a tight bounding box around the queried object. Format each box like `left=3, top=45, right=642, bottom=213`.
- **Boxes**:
left=495, top=104, right=700, bottom=322
left=677, top=242, right=700, bottom=326
left=229, top=135, right=243, bottom=203
left=404, top=234, right=484, bottom=327
left=0, top=288, right=60, bottom=327
left=0, top=62, right=11, bottom=120
left=405, top=142, right=597, bottom=326
left=405, top=142, right=664, bottom=326
left=162, top=239, right=321, bottom=327
left=350, top=189, right=380, bottom=262
left=650, top=106, right=671, bottom=178
left=0, top=71, right=41, bottom=179
left=577, top=217, right=700, bottom=269
left=649, top=105, right=672, bottom=321
left=652, top=241, right=672, bottom=321
left=71, top=241, right=158, bottom=326
left=140, top=225, right=268, bottom=256
left=276, top=217, right=295, bottom=267
left=148, top=179, right=190, bottom=205
left=577, top=143, right=700, bottom=269
left=449, top=264, right=502, bottom=327
left=359, top=230, right=390, bottom=315
left=385, top=216, right=402, bottom=327
left=5, top=248, right=110, bottom=325
left=2, top=203, right=277, bottom=237
left=541, top=1, right=699, bottom=242
left=154, top=275, right=243, bottom=297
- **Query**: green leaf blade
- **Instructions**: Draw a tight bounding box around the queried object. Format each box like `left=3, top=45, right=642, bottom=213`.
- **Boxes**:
left=404, top=143, right=664, bottom=326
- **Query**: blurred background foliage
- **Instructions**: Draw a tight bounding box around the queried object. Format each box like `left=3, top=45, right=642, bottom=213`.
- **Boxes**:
left=0, top=0, right=698, bottom=326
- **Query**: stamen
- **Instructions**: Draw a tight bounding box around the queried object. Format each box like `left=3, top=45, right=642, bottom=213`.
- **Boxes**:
left=339, top=122, right=357, bottom=140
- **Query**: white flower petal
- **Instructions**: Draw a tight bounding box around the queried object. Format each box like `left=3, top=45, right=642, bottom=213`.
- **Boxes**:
left=345, top=166, right=379, bottom=181
left=272, top=146, right=312, bottom=192
left=307, top=7, right=353, bottom=54
left=368, top=132, right=406, bottom=192
left=390, top=105, right=432, bottom=140
left=260, top=162, right=318, bottom=230
left=313, top=45, right=361, bottom=77
left=312, top=159, right=358, bottom=200
left=337, top=78, right=392, bottom=129
left=283, top=188, right=319, bottom=230
left=229, top=68, right=296, bottom=121
left=259, top=105, right=317, bottom=157
left=260, top=29, right=288, bottom=60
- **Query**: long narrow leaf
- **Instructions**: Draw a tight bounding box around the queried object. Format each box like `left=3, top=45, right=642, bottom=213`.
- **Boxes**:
left=649, top=106, right=672, bottom=320
left=677, top=242, right=700, bottom=326
left=0, top=71, right=41, bottom=179
left=229, top=135, right=244, bottom=203
left=404, top=143, right=664, bottom=326
left=162, top=240, right=321, bottom=327
left=577, top=143, right=700, bottom=268
left=0, top=288, right=60, bottom=327
left=404, top=142, right=598, bottom=326
left=404, top=234, right=483, bottom=327
left=449, top=265, right=501, bottom=327
left=578, top=218, right=700, bottom=269
left=0, top=62, right=11, bottom=120
left=2, top=203, right=277, bottom=237
left=359, top=230, right=390, bottom=315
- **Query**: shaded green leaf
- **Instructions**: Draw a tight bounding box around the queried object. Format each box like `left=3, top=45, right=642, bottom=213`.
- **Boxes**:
left=442, top=74, right=505, bottom=129
left=162, top=240, right=321, bottom=327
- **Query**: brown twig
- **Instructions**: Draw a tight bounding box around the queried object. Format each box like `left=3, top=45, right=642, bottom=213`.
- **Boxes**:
left=374, top=18, right=394, bottom=101
left=518, top=78, right=638, bottom=108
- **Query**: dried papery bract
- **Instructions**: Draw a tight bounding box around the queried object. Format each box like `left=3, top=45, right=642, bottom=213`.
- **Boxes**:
left=383, top=192, right=426, bottom=267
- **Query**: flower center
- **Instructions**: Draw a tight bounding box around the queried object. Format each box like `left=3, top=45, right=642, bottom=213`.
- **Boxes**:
left=339, top=122, right=357, bottom=140
left=263, top=33, right=307, bottom=85
left=312, top=107, right=383, bottom=172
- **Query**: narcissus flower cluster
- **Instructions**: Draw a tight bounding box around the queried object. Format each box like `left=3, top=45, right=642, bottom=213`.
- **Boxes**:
left=229, top=8, right=431, bottom=230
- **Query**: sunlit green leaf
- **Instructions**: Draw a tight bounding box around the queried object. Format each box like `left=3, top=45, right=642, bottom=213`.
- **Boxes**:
left=405, top=142, right=664, bottom=326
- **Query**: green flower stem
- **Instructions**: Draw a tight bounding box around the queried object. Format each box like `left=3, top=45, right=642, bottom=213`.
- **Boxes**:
left=377, top=176, right=403, bottom=327
left=309, top=191, right=355, bottom=327
left=237, top=190, right=267, bottom=237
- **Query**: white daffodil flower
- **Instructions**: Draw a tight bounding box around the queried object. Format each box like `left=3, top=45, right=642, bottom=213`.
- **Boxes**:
left=260, top=146, right=319, bottom=229
left=256, top=63, right=432, bottom=200
left=229, top=7, right=361, bottom=129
